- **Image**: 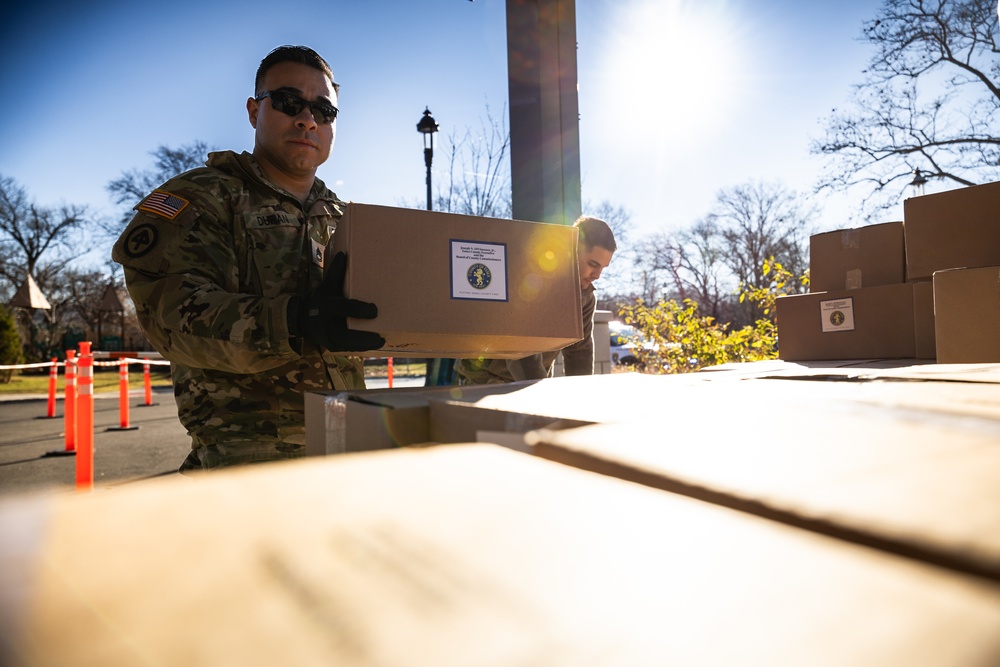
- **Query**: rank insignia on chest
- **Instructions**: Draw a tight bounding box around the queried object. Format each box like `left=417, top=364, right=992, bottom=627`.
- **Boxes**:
left=311, top=238, right=325, bottom=268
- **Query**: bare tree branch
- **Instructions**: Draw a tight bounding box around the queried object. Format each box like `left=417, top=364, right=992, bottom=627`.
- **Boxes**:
left=0, top=175, right=89, bottom=279
left=812, top=0, right=1000, bottom=217
left=106, top=141, right=211, bottom=230
left=435, top=103, right=512, bottom=219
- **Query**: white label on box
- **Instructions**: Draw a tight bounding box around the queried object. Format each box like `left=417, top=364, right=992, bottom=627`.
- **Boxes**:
left=820, top=297, right=855, bottom=332
left=450, top=239, right=508, bottom=301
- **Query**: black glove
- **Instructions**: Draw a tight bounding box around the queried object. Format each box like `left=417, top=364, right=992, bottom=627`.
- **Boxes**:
left=289, top=252, right=385, bottom=352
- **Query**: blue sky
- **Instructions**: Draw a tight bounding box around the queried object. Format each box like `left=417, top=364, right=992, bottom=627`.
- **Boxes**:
left=0, top=0, right=887, bottom=265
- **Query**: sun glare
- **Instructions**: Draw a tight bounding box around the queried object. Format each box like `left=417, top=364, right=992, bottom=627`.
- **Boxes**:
left=592, top=0, right=751, bottom=153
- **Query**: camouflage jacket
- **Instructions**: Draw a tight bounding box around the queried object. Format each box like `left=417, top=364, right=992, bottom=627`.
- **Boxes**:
left=111, top=150, right=365, bottom=454
left=455, top=285, right=597, bottom=384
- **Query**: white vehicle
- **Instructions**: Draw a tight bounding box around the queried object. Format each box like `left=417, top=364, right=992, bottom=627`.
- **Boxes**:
left=608, top=321, right=653, bottom=367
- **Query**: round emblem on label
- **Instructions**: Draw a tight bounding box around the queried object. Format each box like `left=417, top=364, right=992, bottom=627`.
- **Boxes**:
left=123, top=223, right=159, bottom=258
left=467, top=263, right=492, bottom=290
left=830, top=310, right=845, bottom=326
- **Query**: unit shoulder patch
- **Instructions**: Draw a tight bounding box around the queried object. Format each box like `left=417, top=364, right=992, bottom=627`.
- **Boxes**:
left=122, top=223, right=160, bottom=258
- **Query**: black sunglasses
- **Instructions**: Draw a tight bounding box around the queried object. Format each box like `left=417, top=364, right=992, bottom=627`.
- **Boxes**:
left=255, top=90, right=339, bottom=125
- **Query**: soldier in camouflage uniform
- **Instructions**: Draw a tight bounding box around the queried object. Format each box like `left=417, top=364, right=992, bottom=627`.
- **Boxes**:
left=112, top=46, right=384, bottom=471
left=455, top=216, right=617, bottom=384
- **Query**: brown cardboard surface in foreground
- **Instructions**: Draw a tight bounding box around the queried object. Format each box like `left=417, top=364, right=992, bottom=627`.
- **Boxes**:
left=530, top=375, right=1000, bottom=580
left=3, top=444, right=1000, bottom=666
left=707, top=359, right=1000, bottom=384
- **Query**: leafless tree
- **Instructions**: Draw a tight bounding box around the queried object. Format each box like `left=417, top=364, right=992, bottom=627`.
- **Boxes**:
left=434, top=105, right=512, bottom=219
left=812, top=0, right=1000, bottom=216
left=710, top=181, right=813, bottom=294
left=669, top=220, right=733, bottom=321
left=620, top=181, right=812, bottom=327
left=0, top=175, right=89, bottom=288
left=107, top=141, right=211, bottom=230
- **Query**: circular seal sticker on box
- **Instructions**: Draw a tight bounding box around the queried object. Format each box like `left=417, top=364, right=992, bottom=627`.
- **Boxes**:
left=467, top=263, right=492, bottom=289
left=820, top=297, right=855, bottom=332
left=451, top=240, right=508, bottom=301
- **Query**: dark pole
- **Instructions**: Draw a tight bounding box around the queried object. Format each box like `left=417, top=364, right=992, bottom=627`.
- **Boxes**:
left=417, top=108, right=439, bottom=211
left=424, top=144, right=433, bottom=211
left=506, top=0, right=581, bottom=226
left=417, top=108, right=450, bottom=385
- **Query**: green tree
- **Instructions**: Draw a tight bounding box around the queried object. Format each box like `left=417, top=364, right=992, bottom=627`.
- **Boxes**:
left=624, top=181, right=812, bottom=329
left=0, top=303, right=24, bottom=382
left=621, top=258, right=807, bottom=374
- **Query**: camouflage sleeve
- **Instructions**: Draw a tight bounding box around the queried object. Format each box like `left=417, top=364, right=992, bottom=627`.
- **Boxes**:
left=112, top=183, right=299, bottom=374
left=506, top=354, right=549, bottom=381
left=560, top=288, right=596, bottom=376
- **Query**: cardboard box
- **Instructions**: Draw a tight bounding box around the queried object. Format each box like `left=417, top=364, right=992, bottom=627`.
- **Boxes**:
left=304, top=385, right=436, bottom=456
left=912, top=280, right=936, bottom=360
left=304, top=383, right=528, bottom=456
left=933, top=265, right=1000, bottom=363
left=776, top=283, right=916, bottom=360
left=903, top=181, right=1000, bottom=281
left=305, top=374, right=670, bottom=457
left=809, top=221, right=905, bottom=291
left=332, top=203, right=583, bottom=358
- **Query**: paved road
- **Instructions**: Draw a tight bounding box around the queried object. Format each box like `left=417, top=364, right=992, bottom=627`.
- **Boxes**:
left=0, top=387, right=191, bottom=495
left=0, top=376, right=426, bottom=499
left=0, top=389, right=190, bottom=498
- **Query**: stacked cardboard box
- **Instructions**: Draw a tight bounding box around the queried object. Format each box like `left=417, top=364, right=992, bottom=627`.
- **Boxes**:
left=808, top=221, right=905, bottom=292
left=904, top=182, right=1000, bottom=363
left=777, top=221, right=921, bottom=360
left=930, top=266, right=1000, bottom=363
left=777, top=180, right=1000, bottom=362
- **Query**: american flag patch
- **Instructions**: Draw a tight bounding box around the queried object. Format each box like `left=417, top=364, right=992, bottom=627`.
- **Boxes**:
left=138, top=190, right=190, bottom=220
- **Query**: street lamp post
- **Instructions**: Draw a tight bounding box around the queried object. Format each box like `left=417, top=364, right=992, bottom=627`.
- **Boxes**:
left=417, top=107, right=450, bottom=385
left=417, top=108, right=439, bottom=210
left=909, top=168, right=928, bottom=197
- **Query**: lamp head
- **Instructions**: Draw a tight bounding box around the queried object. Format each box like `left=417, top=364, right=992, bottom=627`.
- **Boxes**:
left=417, top=108, right=439, bottom=135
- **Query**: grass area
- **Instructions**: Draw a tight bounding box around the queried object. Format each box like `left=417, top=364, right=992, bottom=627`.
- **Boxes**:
left=363, top=359, right=427, bottom=378
left=0, top=367, right=174, bottom=395
left=0, top=358, right=427, bottom=394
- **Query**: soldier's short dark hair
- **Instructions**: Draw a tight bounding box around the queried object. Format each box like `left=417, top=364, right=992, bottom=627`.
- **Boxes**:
left=255, top=45, right=338, bottom=94
left=574, top=216, right=617, bottom=253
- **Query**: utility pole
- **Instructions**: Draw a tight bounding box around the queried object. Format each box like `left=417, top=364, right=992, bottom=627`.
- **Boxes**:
left=506, top=0, right=582, bottom=227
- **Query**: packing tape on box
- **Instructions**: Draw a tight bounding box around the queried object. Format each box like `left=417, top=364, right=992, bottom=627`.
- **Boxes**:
left=845, top=269, right=863, bottom=290
left=840, top=229, right=861, bottom=249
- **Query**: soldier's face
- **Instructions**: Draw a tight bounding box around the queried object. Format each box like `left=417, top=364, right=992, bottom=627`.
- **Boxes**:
left=578, top=244, right=613, bottom=290
left=248, top=61, right=337, bottom=180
